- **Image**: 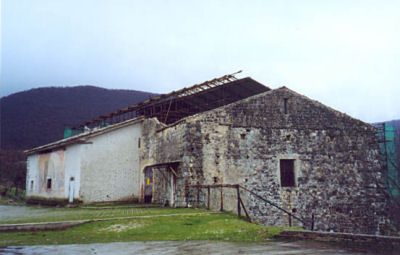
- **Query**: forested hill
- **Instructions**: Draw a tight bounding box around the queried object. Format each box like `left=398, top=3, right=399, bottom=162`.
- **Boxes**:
left=0, top=86, right=156, bottom=150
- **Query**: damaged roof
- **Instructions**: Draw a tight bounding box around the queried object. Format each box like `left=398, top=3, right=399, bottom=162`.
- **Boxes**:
left=74, top=71, right=270, bottom=129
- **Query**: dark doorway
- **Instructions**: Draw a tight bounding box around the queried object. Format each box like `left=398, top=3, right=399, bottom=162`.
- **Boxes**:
left=144, top=166, right=153, bottom=203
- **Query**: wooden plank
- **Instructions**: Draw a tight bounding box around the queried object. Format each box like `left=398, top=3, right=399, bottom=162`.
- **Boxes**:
left=239, top=197, right=251, bottom=222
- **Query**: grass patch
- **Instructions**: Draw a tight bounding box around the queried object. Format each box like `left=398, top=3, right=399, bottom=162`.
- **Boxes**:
left=0, top=206, right=207, bottom=224
left=0, top=213, right=300, bottom=247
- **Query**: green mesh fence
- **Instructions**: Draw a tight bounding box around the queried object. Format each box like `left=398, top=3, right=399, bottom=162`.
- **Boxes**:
left=378, top=123, right=400, bottom=198
left=63, top=127, right=83, bottom=139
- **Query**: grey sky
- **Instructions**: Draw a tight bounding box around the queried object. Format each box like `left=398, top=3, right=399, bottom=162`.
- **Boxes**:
left=1, top=0, right=399, bottom=123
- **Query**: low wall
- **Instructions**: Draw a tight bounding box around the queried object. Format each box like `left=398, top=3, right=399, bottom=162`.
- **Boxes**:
left=277, top=230, right=400, bottom=250
left=0, top=220, right=89, bottom=232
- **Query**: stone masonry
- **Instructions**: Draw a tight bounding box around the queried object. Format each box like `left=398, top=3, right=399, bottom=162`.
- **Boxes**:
left=140, top=87, right=389, bottom=235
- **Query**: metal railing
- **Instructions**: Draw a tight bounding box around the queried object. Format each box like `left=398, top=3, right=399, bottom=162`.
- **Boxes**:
left=185, top=183, right=314, bottom=230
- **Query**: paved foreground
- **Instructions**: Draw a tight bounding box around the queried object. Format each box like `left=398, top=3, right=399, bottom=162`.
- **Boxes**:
left=0, top=240, right=393, bottom=255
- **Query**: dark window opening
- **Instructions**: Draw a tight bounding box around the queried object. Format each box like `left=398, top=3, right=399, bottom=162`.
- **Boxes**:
left=283, top=98, right=288, bottom=114
left=30, top=180, right=34, bottom=190
left=280, top=159, right=295, bottom=187
left=138, top=137, right=141, bottom=148
left=213, top=176, right=219, bottom=183
left=47, top=178, right=52, bottom=189
left=240, top=133, right=246, bottom=139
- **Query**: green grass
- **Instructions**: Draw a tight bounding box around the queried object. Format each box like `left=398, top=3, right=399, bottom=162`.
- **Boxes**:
left=0, top=212, right=300, bottom=247
left=0, top=206, right=208, bottom=224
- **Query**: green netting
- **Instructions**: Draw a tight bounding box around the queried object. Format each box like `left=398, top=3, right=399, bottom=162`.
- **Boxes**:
left=378, top=124, right=400, bottom=198
left=63, top=127, right=83, bottom=139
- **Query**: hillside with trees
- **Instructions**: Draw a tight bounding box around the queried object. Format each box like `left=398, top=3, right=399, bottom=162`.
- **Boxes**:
left=1, top=86, right=156, bottom=150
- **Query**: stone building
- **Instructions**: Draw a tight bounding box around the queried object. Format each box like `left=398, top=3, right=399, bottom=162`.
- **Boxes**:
left=25, top=73, right=389, bottom=234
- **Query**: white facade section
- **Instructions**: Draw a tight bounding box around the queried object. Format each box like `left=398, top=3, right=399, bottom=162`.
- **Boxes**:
left=79, top=122, right=141, bottom=203
left=64, top=144, right=82, bottom=200
left=25, top=150, right=66, bottom=199
left=25, top=119, right=142, bottom=204
left=26, top=154, right=39, bottom=196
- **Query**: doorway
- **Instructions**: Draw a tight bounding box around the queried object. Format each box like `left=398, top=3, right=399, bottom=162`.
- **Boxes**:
left=144, top=166, right=153, bottom=203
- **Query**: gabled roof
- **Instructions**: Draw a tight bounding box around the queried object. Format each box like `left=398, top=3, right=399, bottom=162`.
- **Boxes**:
left=25, top=117, right=144, bottom=155
left=26, top=73, right=271, bottom=154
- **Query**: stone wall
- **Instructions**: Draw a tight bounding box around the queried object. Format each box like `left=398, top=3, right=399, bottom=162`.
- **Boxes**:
left=277, top=230, right=400, bottom=250
left=141, top=87, right=389, bottom=234
left=140, top=118, right=204, bottom=206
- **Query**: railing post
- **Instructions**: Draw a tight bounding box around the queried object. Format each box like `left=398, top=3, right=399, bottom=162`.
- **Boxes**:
left=237, top=185, right=241, bottom=218
left=311, top=213, right=315, bottom=231
left=196, top=182, right=200, bottom=206
left=239, top=197, right=251, bottom=222
left=185, top=184, right=189, bottom=208
left=207, top=186, right=210, bottom=210
left=220, top=185, right=223, bottom=211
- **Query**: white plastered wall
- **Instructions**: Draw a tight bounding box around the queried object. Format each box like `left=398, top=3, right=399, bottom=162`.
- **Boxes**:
left=79, top=122, right=141, bottom=203
left=25, top=150, right=66, bottom=199
left=64, top=144, right=82, bottom=200
left=26, top=154, right=39, bottom=196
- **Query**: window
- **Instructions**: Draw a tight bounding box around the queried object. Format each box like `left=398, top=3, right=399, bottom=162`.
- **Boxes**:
left=30, top=180, right=34, bottom=190
left=283, top=98, right=289, bottom=114
left=47, top=178, right=52, bottom=189
left=138, top=137, right=141, bottom=148
left=280, top=159, right=295, bottom=187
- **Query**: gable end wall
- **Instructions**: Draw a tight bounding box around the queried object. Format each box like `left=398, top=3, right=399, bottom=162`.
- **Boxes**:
left=142, top=88, right=389, bottom=234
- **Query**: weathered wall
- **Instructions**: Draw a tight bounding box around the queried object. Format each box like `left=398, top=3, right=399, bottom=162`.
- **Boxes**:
left=79, top=122, right=142, bottom=203
left=141, top=87, right=389, bottom=234
left=64, top=144, right=81, bottom=201
left=26, top=150, right=66, bottom=199
left=140, top=118, right=202, bottom=206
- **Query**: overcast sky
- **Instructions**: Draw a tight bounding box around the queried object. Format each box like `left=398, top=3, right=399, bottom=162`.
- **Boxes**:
left=1, top=0, right=399, bottom=123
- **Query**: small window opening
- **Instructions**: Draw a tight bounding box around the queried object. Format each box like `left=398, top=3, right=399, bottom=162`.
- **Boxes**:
left=47, top=178, right=52, bottom=189
left=283, top=98, right=289, bottom=114
left=138, top=137, right=141, bottom=148
left=280, top=159, right=295, bottom=187
left=30, top=180, right=34, bottom=190
left=70, top=177, right=75, bottom=181
left=240, top=133, right=246, bottom=139
left=213, top=177, right=219, bottom=183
